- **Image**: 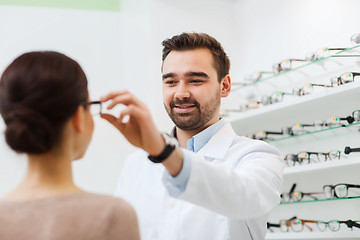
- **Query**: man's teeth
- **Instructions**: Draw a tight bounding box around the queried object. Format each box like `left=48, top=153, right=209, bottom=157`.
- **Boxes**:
left=177, top=106, right=193, bottom=109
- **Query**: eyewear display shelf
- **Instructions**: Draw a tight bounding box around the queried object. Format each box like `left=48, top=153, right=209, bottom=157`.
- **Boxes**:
left=224, top=46, right=360, bottom=240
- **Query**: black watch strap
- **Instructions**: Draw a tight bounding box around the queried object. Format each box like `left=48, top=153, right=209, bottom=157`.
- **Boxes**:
left=148, top=144, right=176, bottom=163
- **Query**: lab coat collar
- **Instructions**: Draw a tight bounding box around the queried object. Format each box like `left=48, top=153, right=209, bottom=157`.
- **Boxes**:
left=197, top=123, right=236, bottom=160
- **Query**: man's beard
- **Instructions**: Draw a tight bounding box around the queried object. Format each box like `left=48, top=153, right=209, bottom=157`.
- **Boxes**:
left=164, top=93, right=220, bottom=131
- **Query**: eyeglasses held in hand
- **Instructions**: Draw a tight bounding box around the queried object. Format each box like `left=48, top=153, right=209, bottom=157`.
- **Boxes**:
left=323, top=183, right=360, bottom=199
left=317, top=219, right=360, bottom=232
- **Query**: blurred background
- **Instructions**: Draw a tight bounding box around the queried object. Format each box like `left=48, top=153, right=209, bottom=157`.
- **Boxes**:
left=0, top=0, right=359, bottom=196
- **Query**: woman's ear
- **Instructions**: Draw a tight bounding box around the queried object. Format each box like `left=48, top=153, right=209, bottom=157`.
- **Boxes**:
left=221, top=75, right=231, bottom=98
left=71, top=106, right=85, bottom=133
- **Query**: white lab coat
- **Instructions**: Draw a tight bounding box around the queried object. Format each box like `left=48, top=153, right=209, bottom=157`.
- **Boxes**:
left=115, top=123, right=284, bottom=240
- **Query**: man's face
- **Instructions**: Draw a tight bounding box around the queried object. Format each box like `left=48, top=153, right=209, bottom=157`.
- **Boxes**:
left=162, top=48, right=222, bottom=131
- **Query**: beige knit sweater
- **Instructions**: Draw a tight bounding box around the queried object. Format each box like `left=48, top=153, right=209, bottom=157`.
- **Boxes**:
left=0, top=192, right=140, bottom=240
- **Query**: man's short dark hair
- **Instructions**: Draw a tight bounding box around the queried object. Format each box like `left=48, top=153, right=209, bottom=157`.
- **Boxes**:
left=161, top=32, right=230, bottom=82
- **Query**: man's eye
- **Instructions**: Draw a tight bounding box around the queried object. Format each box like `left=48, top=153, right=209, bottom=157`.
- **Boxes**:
left=190, top=80, right=204, bottom=83
left=165, top=80, right=176, bottom=85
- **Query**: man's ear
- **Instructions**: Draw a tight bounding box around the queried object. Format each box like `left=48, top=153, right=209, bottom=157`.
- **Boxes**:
left=220, top=75, right=231, bottom=98
left=71, top=106, right=84, bottom=133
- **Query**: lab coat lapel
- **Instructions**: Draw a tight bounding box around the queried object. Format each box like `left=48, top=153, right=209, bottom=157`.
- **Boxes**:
left=198, top=123, right=236, bottom=160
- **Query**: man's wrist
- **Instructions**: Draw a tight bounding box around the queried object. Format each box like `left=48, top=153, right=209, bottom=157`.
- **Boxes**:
left=147, top=134, right=166, bottom=156
left=148, top=133, right=178, bottom=163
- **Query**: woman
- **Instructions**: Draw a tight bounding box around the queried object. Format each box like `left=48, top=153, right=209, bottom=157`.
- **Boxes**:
left=0, top=51, right=140, bottom=240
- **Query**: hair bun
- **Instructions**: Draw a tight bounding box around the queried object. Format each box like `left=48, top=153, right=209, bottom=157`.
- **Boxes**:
left=3, top=108, right=54, bottom=154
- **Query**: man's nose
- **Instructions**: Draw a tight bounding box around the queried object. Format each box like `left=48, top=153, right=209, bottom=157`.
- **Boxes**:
left=174, top=83, right=190, bottom=100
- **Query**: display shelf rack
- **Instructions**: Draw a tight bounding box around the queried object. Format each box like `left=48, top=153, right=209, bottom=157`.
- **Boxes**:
left=226, top=81, right=360, bottom=136
left=265, top=231, right=360, bottom=240
left=232, top=44, right=360, bottom=90
left=283, top=157, right=360, bottom=175
left=280, top=196, right=360, bottom=205
left=265, top=122, right=360, bottom=143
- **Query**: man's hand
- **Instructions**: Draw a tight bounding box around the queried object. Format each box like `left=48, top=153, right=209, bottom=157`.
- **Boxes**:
left=100, top=90, right=165, bottom=156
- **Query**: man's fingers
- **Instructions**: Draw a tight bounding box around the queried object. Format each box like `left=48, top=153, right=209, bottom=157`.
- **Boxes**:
left=105, top=93, right=144, bottom=110
left=101, top=113, right=127, bottom=134
left=100, top=113, right=118, bottom=125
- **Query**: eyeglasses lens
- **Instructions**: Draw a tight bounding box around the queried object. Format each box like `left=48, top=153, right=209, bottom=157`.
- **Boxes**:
left=273, top=63, right=281, bottom=74
left=353, top=111, right=360, bottom=122
left=329, top=151, right=340, bottom=160
left=340, top=72, right=354, bottom=84
left=280, top=60, right=292, bottom=71
left=297, top=152, right=309, bottom=164
left=291, top=219, right=303, bottom=232
left=90, top=103, right=101, bottom=116
left=323, top=186, right=333, bottom=199
left=292, top=191, right=303, bottom=201
left=305, top=52, right=316, bottom=61
left=334, top=184, right=348, bottom=198
left=317, top=221, right=327, bottom=232
left=302, top=84, right=313, bottom=95
left=328, top=220, right=340, bottom=231
left=351, top=33, right=360, bottom=44
left=281, top=193, right=291, bottom=202
left=330, top=77, right=340, bottom=86
left=285, top=154, right=297, bottom=166
left=271, top=93, right=283, bottom=103
left=280, top=220, right=289, bottom=232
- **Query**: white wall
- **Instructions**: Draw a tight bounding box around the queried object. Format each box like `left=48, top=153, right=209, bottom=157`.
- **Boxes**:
left=0, top=0, right=240, bottom=196
left=0, top=2, right=147, bottom=196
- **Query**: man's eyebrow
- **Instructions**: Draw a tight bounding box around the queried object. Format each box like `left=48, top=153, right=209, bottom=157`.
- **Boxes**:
left=185, top=72, right=209, bottom=78
left=162, top=71, right=210, bottom=80
left=162, top=73, right=175, bottom=80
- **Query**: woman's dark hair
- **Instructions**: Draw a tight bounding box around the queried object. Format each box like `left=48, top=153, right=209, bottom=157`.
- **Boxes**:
left=0, top=51, right=88, bottom=154
left=162, top=32, right=230, bottom=82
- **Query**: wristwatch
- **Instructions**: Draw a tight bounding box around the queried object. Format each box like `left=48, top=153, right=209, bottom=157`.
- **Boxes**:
left=148, top=133, right=178, bottom=163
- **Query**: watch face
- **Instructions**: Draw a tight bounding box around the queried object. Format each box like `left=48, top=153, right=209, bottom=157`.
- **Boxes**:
left=163, top=133, right=179, bottom=147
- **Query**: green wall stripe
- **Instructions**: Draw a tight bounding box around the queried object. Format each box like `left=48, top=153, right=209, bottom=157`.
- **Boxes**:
left=0, top=0, right=120, bottom=12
